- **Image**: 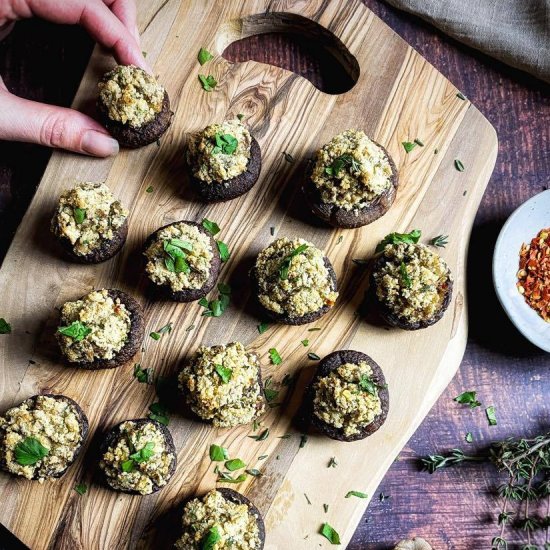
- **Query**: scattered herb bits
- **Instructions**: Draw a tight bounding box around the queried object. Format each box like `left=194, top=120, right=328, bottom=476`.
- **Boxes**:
left=14, top=437, right=49, bottom=466
left=249, top=428, right=269, bottom=441
left=198, top=283, right=231, bottom=317
left=145, top=185, right=153, bottom=193
left=279, top=244, right=308, bottom=280
left=216, top=240, right=230, bottom=262
left=376, top=229, right=421, bottom=253
left=149, top=322, right=172, bottom=340
left=0, top=318, right=11, bottom=334
left=320, top=522, right=341, bottom=545
left=430, top=235, right=449, bottom=248
left=328, top=457, right=338, bottom=468
left=225, top=458, right=246, bottom=471
left=301, top=339, right=309, bottom=347
left=198, top=74, right=217, bottom=92
left=345, top=491, right=368, bottom=499
left=197, top=47, right=213, bottom=65
left=57, top=321, right=91, bottom=342
left=257, top=321, right=269, bottom=334
left=402, top=141, right=417, bottom=154
left=454, top=159, right=465, bottom=172
left=202, top=218, right=220, bottom=235
left=453, top=390, right=481, bottom=409
left=486, top=406, right=497, bottom=426
left=308, top=352, right=320, bottom=361
left=217, top=472, right=247, bottom=484
left=209, top=444, right=229, bottom=461
left=133, top=363, right=153, bottom=384
left=148, top=402, right=169, bottom=425
left=202, top=525, right=221, bottom=548
left=73, top=207, right=86, bottom=224
left=246, top=468, right=262, bottom=477
left=282, top=151, right=295, bottom=164
left=214, top=364, right=232, bottom=384
left=74, top=483, right=87, bottom=495
left=465, top=432, right=473, bottom=443
left=269, top=348, right=282, bottom=365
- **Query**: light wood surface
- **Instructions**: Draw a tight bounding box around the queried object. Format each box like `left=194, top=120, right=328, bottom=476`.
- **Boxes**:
left=0, top=1, right=497, bottom=548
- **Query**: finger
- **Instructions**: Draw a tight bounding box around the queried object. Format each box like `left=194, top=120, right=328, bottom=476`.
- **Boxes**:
left=0, top=89, right=119, bottom=157
left=102, top=0, right=139, bottom=43
left=26, top=0, right=151, bottom=71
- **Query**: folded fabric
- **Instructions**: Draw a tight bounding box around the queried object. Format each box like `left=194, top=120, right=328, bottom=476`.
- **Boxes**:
left=384, top=0, right=550, bottom=83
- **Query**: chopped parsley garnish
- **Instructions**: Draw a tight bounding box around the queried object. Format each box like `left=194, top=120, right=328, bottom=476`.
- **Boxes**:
left=212, top=133, right=238, bottom=155
left=209, top=444, right=229, bottom=461
left=148, top=402, right=169, bottom=425
left=57, top=321, right=91, bottom=342
left=430, top=234, right=449, bottom=248
left=264, top=378, right=279, bottom=404
left=304, top=493, right=312, bottom=505
left=163, top=239, right=192, bottom=273
left=198, top=74, right=217, bottom=92
left=0, top=318, right=11, bottom=334
left=402, top=141, right=417, bottom=154
left=279, top=244, right=308, bottom=280
left=486, top=406, right=497, bottom=426
left=399, top=261, right=412, bottom=288
left=198, top=283, right=231, bottom=317
left=323, top=503, right=329, bottom=513
left=14, top=437, right=49, bottom=465
left=197, top=47, right=213, bottom=65
left=216, top=240, right=230, bottom=262
left=375, top=229, right=421, bottom=253
left=328, top=457, right=338, bottom=468
left=359, top=374, right=378, bottom=395
left=268, top=348, right=282, bottom=365
left=346, top=490, right=368, bottom=499
left=214, top=364, right=232, bottom=384
left=453, top=390, right=481, bottom=409
left=133, top=363, right=153, bottom=384
left=308, top=327, right=321, bottom=332
left=282, top=151, right=295, bottom=164
left=74, top=483, right=87, bottom=495
left=202, top=218, right=220, bottom=236
left=73, top=207, right=86, bottom=225
left=201, top=525, right=221, bottom=550
left=217, top=472, right=247, bottom=483
left=257, top=321, right=269, bottom=334
left=320, top=522, right=341, bottom=545
left=455, top=159, right=465, bottom=172
left=248, top=428, right=269, bottom=441
left=414, top=138, right=425, bottom=147
left=237, top=113, right=245, bottom=121
left=325, top=154, right=360, bottom=177
left=246, top=468, right=262, bottom=477
left=129, top=441, right=155, bottom=464
left=465, top=432, right=473, bottom=443
left=149, top=322, right=173, bottom=340
left=225, top=458, right=246, bottom=471
left=301, top=339, right=309, bottom=347
left=308, top=352, right=320, bottom=361
left=456, top=92, right=467, bottom=100
left=145, top=185, right=153, bottom=193
left=299, top=434, right=308, bottom=448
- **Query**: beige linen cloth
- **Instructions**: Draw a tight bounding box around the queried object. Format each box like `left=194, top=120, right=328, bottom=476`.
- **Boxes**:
left=384, top=0, right=550, bottom=83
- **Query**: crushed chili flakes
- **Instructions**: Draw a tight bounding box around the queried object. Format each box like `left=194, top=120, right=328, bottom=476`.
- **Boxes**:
left=517, top=228, right=550, bottom=322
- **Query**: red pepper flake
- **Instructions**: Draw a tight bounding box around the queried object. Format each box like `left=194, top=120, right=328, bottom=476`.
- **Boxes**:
left=517, top=228, right=550, bottom=321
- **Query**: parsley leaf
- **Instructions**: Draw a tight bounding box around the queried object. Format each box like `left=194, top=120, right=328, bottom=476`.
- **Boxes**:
left=359, top=374, right=378, bottom=395
left=248, top=428, right=269, bottom=441
left=74, top=483, right=87, bottom=495
left=325, top=154, right=360, bottom=177
left=0, top=318, right=11, bottom=334
left=201, top=525, right=221, bottom=550
left=320, top=522, right=341, bottom=545
left=148, top=402, right=170, bottom=425
left=150, top=322, right=173, bottom=340
left=198, top=283, right=231, bottom=317
left=129, top=441, right=155, bottom=463
left=402, top=141, right=417, bottom=154
left=197, top=47, right=213, bottom=65
left=14, top=437, right=49, bottom=466
left=216, top=240, right=230, bottom=262
left=345, top=490, right=368, bottom=499
left=486, top=406, right=497, bottom=426
left=209, top=444, right=229, bottom=461
left=269, top=348, right=282, bottom=365
left=453, top=391, right=481, bottom=409
left=257, top=321, right=269, bottom=334
left=202, top=218, right=220, bottom=236
left=57, top=321, right=91, bottom=342
left=212, top=133, right=238, bottom=155
left=214, top=364, right=232, bottom=384
left=133, top=363, right=153, bottom=384
left=198, top=74, right=217, bottom=92
left=400, top=261, right=412, bottom=288
left=73, top=208, right=86, bottom=225
left=375, top=229, right=421, bottom=253
left=225, top=458, right=246, bottom=471
left=279, top=244, right=308, bottom=280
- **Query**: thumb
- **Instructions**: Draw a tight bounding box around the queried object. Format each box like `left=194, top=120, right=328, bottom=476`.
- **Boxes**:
left=0, top=89, right=119, bottom=157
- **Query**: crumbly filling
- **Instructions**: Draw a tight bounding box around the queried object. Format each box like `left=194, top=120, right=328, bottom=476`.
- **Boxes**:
left=254, top=237, right=338, bottom=318
left=178, top=342, right=265, bottom=428
left=311, top=130, right=393, bottom=210
left=98, top=65, right=165, bottom=127
left=57, top=289, right=131, bottom=363
left=0, top=396, right=83, bottom=481
left=373, top=243, right=451, bottom=323
left=187, top=119, right=251, bottom=183
left=313, top=362, right=382, bottom=437
left=50, top=182, right=128, bottom=256
left=99, top=420, right=174, bottom=495
left=175, top=489, right=261, bottom=550
left=144, top=222, right=214, bottom=292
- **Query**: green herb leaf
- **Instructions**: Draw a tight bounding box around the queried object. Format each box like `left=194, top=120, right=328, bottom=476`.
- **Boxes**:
left=74, top=483, right=87, bottom=495
left=429, top=234, right=449, bottom=248
left=320, top=522, right=341, bottom=545
left=121, top=459, right=135, bottom=473
left=14, top=437, right=49, bottom=466
left=198, top=74, right=217, bottom=92
left=237, top=113, right=245, bottom=121
left=245, top=468, right=262, bottom=477
left=209, top=444, right=229, bottom=461
left=299, top=434, right=308, bottom=448
left=359, top=374, right=378, bottom=395
left=129, top=441, right=155, bottom=463
left=133, top=363, right=153, bottom=384
left=225, top=458, right=246, bottom=471
left=308, top=352, right=320, bottom=361
left=215, top=364, right=232, bottom=384
left=257, top=321, right=269, bottom=334
left=57, top=321, right=91, bottom=342
left=456, top=92, right=467, bottom=100
left=345, top=490, right=368, bottom=499
left=308, top=327, right=321, bottom=332
left=465, top=432, right=473, bottom=443
left=282, top=151, right=295, bottom=164
left=279, top=244, right=308, bottom=280
left=414, top=138, right=425, bottom=147
left=454, top=390, right=481, bottom=409
left=376, top=229, right=421, bottom=253
left=150, top=322, right=173, bottom=341
left=455, top=159, right=465, bottom=172
left=197, top=47, right=213, bottom=65
left=269, top=348, right=282, bottom=365
left=145, top=185, right=153, bottom=193
left=199, top=284, right=231, bottom=318
left=323, top=503, right=329, bottom=513
left=248, top=428, right=269, bottom=441
left=201, top=525, right=221, bottom=550
left=202, top=218, right=220, bottom=236
left=264, top=386, right=279, bottom=403
left=0, top=318, right=11, bottom=334
left=324, top=154, right=360, bottom=177
left=301, top=339, right=309, bottom=347
left=216, top=240, right=230, bottom=262
left=73, top=208, right=86, bottom=225
left=402, top=141, right=417, bottom=154
left=328, top=457, right=338, bottom=468
left=486, top=406, right=497, bottom=426
left=217, top=472, right=247, bottom=483
left=212, top=133, right=238, bottom=155
left=148, top=402, right=170, bottom=425
left=399, top=261, right=412, bottom=288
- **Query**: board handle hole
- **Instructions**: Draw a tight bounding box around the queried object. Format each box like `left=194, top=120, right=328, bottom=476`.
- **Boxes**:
left=220, top=13, right=359, bottom=95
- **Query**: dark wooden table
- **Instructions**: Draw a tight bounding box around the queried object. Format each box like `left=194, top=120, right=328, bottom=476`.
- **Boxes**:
left=0, top=1, right=549, bottom=548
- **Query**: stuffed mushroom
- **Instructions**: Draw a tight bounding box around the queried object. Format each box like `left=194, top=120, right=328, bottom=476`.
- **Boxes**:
left=143, top=221, right=221, bottom=302
left=50, top=182, right=128, bottom=263
left=97, top=65, right=172, bottom=148
left=56, top=289, right=144, bottom=369
left=186, top=118, right=261, bottom=202
left=99, top=418, right=176, bottom=495
left=175, top=488, right=265, bottom=550
left=304, top=350, right=389, bottom=442
left=304, top=129, right=398, bottom=228
left=178, top=342, right=266, bottom=428
left=251, top=237, right=338, bottom=325
left=0, top=394, right=88, bottom=481
left=371, top=241, right=453, bottom=330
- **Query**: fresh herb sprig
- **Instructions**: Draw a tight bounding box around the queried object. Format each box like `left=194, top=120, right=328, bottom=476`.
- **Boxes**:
left=375, top=229, right=421, bottom=253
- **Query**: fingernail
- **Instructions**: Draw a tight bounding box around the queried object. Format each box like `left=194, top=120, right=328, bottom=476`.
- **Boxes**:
left=82, top=130, right=119, bottom=157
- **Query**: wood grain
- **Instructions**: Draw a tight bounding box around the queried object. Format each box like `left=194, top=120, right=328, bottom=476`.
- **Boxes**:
left=0, top=1, right=498, bottom=548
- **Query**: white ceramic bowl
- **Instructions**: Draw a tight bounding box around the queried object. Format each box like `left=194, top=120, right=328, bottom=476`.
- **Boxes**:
left=493, top=190, right=550, bottom=352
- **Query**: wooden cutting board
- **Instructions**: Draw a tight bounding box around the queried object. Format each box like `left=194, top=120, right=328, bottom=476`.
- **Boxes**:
left=0, top=0, right=497, bottom=548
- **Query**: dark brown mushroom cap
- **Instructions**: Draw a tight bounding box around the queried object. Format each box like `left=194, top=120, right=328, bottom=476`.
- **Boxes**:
left=98, top=91, right=172, bottom=148
left=303, top=141, right=398, bottom=229
left=57, top=289, right=144, bottom=370
left=99, top=418, right=177, bottom=495
left=143, top=221, right=221, bottom=302
left=0, top=393, right=89, bottom=481
left=54, top=218, right=128, bottom=264
left=304, top=350, right=389, bottom=442
left=369, top=253, right=454, bottom=330
left=250, top=257, right=337, bottom=326
left=189, top=137, right=262, bottom=202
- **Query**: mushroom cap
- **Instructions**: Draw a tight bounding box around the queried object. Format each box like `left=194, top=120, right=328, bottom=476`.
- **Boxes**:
left=394, top=538, right=434, bottom=550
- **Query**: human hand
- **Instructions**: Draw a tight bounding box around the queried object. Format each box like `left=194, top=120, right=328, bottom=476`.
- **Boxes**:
left=0, top=0, right=151, bottom=157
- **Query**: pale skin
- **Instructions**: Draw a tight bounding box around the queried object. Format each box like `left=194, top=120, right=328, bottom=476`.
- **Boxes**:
left=0, top=0, right=151, bottom=157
